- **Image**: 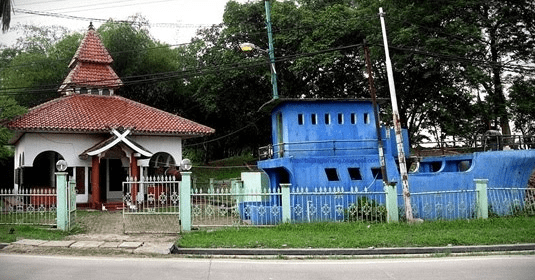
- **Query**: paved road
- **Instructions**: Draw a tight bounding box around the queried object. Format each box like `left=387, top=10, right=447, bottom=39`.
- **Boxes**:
left=1, top=254, right=534, bottom=280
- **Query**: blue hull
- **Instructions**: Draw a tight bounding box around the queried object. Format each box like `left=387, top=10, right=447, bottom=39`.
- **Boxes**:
left=408, top=150, right=535, bottom=192
left=254, top=149, right=535, bottom=223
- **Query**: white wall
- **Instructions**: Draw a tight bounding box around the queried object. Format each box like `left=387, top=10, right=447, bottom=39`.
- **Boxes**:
left=15, top=133, right=183, bottom=168
left=131, top=135, right=182, bottom=167
left=15, top=133, right=99, bottom=168
left=14, top=132, right=184, bottom=203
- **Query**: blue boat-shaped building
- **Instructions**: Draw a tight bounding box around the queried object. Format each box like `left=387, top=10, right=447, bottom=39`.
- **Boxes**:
left=253, top=98, right=535, bottom=222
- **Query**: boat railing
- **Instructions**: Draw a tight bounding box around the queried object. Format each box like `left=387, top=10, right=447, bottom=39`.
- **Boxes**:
left=412, top=134, right=535, bottom=157
left=259, top=133, right=535, bottom=160
left=258, top=139, right=379, bottom=160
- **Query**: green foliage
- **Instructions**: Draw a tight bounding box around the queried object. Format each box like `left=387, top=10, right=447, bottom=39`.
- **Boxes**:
left=0, top=96, right=26, bottom=159
left=344, top=197, right=386, bottom=222
left=2, top=0, right=535, bottom=162
left=191, top=154, right=257, bottom=182
left=0, top=26, right=81, bottom=107
left=509, top=78, right=535, bottom=135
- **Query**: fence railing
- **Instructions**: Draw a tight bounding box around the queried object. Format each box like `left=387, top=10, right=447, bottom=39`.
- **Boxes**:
left=189, top=185, right=388, bottom=227
left=122, top=176, right=181, bottom=234
left=400, top=190, right=478, bottom=221
left=488, top=187, right=535, bottom=216
left=412, top=134, right=535, bottom=157
left=183, top=173, right=394, bottom=229
left=0, top=188, right=57, bottom=226
left=290, top=187, right=387, bottom=223
left=191, top=185, right=280, bottom=227
left=259, top=139, right=379, bottom=159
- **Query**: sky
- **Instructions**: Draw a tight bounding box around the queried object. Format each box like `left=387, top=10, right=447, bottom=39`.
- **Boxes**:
left=1, top=0, right=250, bottom=47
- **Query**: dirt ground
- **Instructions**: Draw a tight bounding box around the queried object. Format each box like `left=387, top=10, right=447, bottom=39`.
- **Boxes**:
left=67, top=210, right=178, bottom=243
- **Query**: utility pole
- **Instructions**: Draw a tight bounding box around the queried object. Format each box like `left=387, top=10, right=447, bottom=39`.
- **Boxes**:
left=265, top=0, right=279, bottom=100
left=379, top=7, right=414, bottom=222
left=363, top=42, right=389, bottom=185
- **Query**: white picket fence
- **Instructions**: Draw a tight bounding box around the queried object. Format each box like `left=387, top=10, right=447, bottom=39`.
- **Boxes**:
left=0, top=188, right=57, bottom=226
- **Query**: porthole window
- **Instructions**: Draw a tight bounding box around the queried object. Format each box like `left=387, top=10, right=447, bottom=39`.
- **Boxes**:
left=337, top=113, right=344, bottom=124
left=364, top=113, right=370, bottom=124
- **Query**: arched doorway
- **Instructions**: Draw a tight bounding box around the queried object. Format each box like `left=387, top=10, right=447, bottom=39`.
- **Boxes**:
left=148, top=152, right=180, bottom=180
left=23, top=151, right=65, bottom=189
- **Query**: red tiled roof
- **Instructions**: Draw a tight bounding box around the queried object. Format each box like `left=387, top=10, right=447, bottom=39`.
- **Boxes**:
left=71, top=27, right=113, bottom=65
left=60, top=26, right=122, bottom=91
left=62, top=62, right=122, bottom=88
left=7, top=94, right=215, bottom=137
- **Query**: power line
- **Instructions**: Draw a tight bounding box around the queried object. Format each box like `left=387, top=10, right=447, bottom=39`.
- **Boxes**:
left=385, top=44, right=535, bottom=73
left=13, top=8, right=213, bottom=29
left=2, top=42, right=535, bottom=96
left=0, top=44, right=364, bottom=95
left=14, top=0, right=177, bottom=19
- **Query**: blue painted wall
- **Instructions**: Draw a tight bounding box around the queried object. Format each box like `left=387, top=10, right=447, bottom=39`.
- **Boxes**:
left=259, top=99, right=409, bottom=191
left=255, top=99, right=535, bottom=222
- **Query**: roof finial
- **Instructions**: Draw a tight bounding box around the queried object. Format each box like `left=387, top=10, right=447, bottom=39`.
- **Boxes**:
left=89, top=22, right=94, bottom=30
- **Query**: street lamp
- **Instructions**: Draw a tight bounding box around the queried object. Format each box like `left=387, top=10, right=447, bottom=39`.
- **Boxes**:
left=239, top=43, right=263, bottom=53
left=240, top=42, right=279, bottom=100
left=238, top=1, right=279, bottom=100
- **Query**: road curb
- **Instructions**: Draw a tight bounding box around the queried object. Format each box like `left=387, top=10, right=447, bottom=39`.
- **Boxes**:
left=172, top=244, right=535, bottom=256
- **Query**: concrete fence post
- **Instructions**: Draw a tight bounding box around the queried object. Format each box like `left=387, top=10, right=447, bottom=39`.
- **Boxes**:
left=180, top=171, right=192, bottom=232
left=56, top=172, right=68, bottom=231
left=475, top=179, right=489, bottom=219
left=280, top=183, right=292, bottom=223
left=383, top=182, right=399, bottom=223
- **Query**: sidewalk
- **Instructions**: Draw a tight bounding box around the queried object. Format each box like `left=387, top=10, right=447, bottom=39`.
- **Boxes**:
left=3, top=239, right=176, bottom=255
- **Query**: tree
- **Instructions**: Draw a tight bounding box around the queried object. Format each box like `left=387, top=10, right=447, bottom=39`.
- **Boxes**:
left=97, top=18, right=185, bottom=113
left=509, top=77, right=535, bottom=136
left=461, top=0, right=535, bottom=136
left=1, top=0, right=11, bottom=32
left=387, top=0, right=482, bottom=142
left=0, top=25, right=81, bottom=107
left=179, top=20, right=273, bottom=160
left=0, top=96, right=26, bottom=159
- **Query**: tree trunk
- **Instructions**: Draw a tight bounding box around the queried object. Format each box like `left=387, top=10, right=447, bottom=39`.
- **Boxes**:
left=1, top=0, right=11, bottom=32
left=489, top=27, right=511, bottom=136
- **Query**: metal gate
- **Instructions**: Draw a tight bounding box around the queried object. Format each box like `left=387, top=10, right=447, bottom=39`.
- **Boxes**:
left=122, top=176, right=181, bottom=234
left=67, top=181, right=76, bottom=230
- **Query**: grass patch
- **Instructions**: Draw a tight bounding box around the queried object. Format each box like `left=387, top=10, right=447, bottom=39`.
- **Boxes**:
left=191, top=154, right=258, bottom=182
left=178, top=216, right=535, bottom=248
left=0, top=225, right=73, bottom=243
left=0, top=210, right=99, bottom=243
